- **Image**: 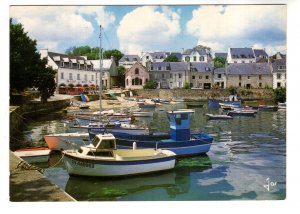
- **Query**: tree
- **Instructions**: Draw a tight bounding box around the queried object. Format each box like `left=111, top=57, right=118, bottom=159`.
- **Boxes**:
left=103, top=49, right=124, bottom=65
left=164, top=54, right=179, bottom=62
left=273, top=87, right=286, bottom=103
left=117, top=65, right=126, bottom=87
left=213, top=56, right=226, bottom=68
left=10, top=19, right=57, bottom=101
left=143, top=80, right=158, bottom=89
left=67, top=46, right=100, bottom=60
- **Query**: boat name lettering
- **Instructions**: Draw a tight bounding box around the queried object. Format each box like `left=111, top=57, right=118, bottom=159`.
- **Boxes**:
left=72, top=159, right=94, bottom=168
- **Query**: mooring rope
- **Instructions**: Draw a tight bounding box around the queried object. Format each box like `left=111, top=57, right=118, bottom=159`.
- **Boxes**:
left=16, top=160, right=44, bottom=173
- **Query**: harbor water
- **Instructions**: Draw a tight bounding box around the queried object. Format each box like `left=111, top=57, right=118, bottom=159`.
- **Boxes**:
left=13, top=103, right=286, bottom=201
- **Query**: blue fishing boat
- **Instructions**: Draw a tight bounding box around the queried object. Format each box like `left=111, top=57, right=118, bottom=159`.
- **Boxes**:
left=90, top=110, right=213, bottom=157
left=208, top=95, right=241, bottom=109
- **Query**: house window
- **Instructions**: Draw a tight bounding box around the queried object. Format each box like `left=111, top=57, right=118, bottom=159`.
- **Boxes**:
left=239, top=82, right=241, bottom=87
left=77, top=74, right=80, bottom=80
left=134, top=77, right=140, bottom=85
left=61, top=72, right=64, bottom=79
left=145, top=79, right=148, bottom=82
left=199, top=76, right=202, bottom=79
left=259, top=75, right=262, bottom=80
left=162, top=74, right=165, bottom=78
left=158, top=67, right=161, bottom=70
left=206, top=76, right=209, bottom=79
left=135, top=68, right=139, bottom=75
left=218, top=74, right=222, bottom=78
left=91, top=75, right=94, bottom=81
left=193, top=56, right=197, bottom=62
left=192, top=76, right=195, bottom=79
left=259, top=82, right=262, bottom=88
left=200, top=56, right=204, bottom=61
left=105, top=80, right=107, bottom=86
left=247, top=76, right=250, bottom=80
left=69, top=73, right=73, bottom=80
left=126, top=79, right=129, bottom=86
left=84, top=74, right=87, bottom=81
left=239, top=75, right=242, bottom=80
left=277, top=74, right=281, bottom=79
left=185, top=56, right=190, bottom=62
left=178, top=74, right=182, bottom=78
left=146, top=56, right=149, bottom=60
left=242, top=61, right=245, bottom=63
left=132, top=79, right=134, bottom=85
left=60, top=61, right=64, bottom=67
left=170, top=74, right=172, bottom=78
left=277, top=82, right=281, bottom=88
left=151, top=67, right=153, bottom=70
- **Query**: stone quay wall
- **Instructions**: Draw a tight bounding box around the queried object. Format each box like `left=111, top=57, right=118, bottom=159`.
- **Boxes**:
left=133, top=89, right=274, bottom=101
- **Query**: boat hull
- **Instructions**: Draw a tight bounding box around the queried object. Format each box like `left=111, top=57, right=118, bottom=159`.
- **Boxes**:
left=63, top=151, right=176, bottom=177
left=115, top=133, right=213, bottom=157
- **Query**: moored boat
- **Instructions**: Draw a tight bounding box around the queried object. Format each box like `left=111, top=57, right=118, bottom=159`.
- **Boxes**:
left=90, top=110, right=213, bottom=157
left=62, top=133, right=176, bottom=177
left=13, top=147, right=51, bottom=163
left=227, top=110, right=256, bottom=117
left=258, top=105, right=278, bottom=111
left=206, top=113, right=233, bottom=120
left=132, top=112, right=154, bottom=117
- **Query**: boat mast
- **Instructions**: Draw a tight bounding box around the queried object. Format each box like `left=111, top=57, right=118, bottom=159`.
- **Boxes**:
left=99, top=25, right=103, bottom=115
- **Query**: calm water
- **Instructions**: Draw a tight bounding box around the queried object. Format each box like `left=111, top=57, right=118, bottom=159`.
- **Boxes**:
left=13, top=103, right=286, bottom=201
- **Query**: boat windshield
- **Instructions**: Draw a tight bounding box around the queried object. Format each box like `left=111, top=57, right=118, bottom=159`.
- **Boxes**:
left=92, top=137, right=100, bottom=147
left=97, top=140, right=116, bottom=150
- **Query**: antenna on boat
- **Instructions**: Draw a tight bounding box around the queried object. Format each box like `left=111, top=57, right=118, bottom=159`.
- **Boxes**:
left=99, top=25, right=103, bottom=120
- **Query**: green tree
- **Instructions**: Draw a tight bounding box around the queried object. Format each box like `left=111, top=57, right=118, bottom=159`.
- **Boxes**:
left=164, top=54, right=179, bottom=62
left=67, top=46, right=100, bottom=60
left=103, top=49, right=124, bottom=65
left=117, top=65, right=126, bottom=87
left=10, top=19, right=56, bottom=101
left=273, top=87, right=286, bottom=103
left=213, top=56, right=226, bottom=68
left=143, top=80, right=158, bottom=89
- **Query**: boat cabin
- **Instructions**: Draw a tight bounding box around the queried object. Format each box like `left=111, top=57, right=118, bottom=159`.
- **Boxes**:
left=167, top=110, right=194, bottom=141
left=78, top=134, right=117, bottom=157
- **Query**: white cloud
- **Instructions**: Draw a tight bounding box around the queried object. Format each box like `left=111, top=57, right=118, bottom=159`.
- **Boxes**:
left=117, top=6, right=181, bottom=54
left=10, top=6, right=115, bottom=52
left=187, top=5, right=286, bottom=51
left=253, top=43, right=286, bottom=55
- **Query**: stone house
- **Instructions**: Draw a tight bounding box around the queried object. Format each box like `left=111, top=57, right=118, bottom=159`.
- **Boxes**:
left=169, top=62, right=190, bottom=89
left=226, top=63, right=273, bottom=89
left=213, top=67, right=226, bottom=89
left=125, top=62, right=149, bottom=89
left=189, top=62, right=214, bottom=89
left=147, top=62, right=171, bottom=89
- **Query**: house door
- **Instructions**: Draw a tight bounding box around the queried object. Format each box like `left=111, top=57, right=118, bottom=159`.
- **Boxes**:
left=204, top=83, right=211, bottom=89
left=246, top=84, right=251, bottom=89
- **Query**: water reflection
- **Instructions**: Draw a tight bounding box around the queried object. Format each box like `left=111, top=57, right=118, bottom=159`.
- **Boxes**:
left=64, top=155, right=212, bottom=201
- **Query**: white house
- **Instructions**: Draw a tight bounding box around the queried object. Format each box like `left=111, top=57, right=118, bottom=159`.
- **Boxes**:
left=140, top=52, right=169, bottom=66
left=40, top=49, right=98, bottom=93
left=227, top=47, right=256, bottom=64
left=181, top=45, right=212, bottom=63
left=119, top=55, right=141, bottom=69
left=271, top=59, right=286, bottom=89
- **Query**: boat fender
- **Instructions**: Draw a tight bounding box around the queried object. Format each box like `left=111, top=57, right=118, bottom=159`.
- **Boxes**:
left=133, top=142, right=137, bottom=150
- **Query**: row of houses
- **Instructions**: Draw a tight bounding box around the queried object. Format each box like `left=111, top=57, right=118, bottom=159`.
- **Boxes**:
left=40, top=46, right=286, bottom=94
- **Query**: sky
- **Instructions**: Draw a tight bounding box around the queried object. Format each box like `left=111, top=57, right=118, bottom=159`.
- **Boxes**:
left=9, top=4, right=287, bottom=56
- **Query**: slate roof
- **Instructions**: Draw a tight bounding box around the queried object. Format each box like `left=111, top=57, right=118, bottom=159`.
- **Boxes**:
left=149, top=62, right=171, bottom=70
left=226, top=63, right=272, bottom=75
left=150, top=52, right=168, bottom=59
left=214, top=67, right=226, bottom=74
left=183, top=46, right=210, bottom=55
left=253, top=49, right=268, bottom=57
left=190, top=62, right=213, bottom=72
left=229, top=48, right=255, bottom=59
left=215, top=53, right=228, bottom=59
left=48, top=52, right=87, bottom=62
left=119, top=55, right=140, bottom=62
left=169, top=62, right=189, bottom=71
left=271, top=59, right=286, bottom=73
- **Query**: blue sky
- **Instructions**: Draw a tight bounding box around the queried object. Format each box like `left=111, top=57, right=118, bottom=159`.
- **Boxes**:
left=10, top=5, right=286, bottom=56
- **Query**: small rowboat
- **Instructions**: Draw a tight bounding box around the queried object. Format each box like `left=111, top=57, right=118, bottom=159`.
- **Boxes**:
left=62, top=133, right=176, bottom=177
left=13, top=147, right=51, bottom=163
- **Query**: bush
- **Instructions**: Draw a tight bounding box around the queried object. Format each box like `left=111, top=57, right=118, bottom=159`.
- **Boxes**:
left=273, top=87, right=286, bottom=103
left=143, top=80, right=158, bottom=89
left=184, top=82, right=190, bottom=89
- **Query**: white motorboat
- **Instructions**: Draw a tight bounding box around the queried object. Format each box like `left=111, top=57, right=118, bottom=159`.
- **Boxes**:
left=13, top=147, right=51, bottom=163
left=62, top=133, right=176, bottom=177
left=206, top=113, right=233, bottom=120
